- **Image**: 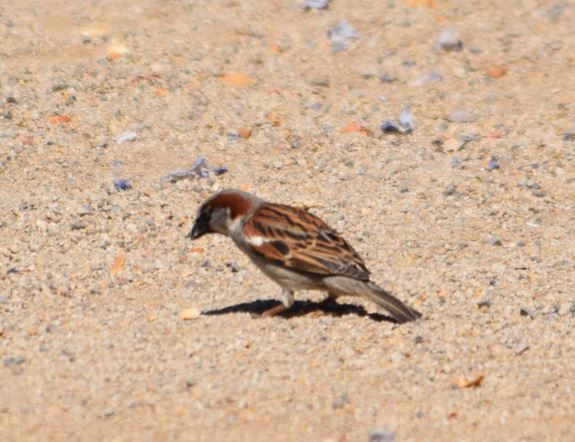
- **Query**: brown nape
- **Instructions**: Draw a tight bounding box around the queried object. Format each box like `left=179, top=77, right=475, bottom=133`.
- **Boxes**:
left=205, top=192, right=251, bottom=220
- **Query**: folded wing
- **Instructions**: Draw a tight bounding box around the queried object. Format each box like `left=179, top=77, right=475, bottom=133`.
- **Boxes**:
left=243, top=203, right=370, bottom=281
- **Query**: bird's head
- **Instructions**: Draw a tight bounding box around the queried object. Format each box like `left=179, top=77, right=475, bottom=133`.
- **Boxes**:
left=188, top=189, right=260, bottom=239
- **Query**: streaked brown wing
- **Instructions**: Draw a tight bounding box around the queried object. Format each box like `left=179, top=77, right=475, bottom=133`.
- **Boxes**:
left=243, top=203, right=370, bottom=281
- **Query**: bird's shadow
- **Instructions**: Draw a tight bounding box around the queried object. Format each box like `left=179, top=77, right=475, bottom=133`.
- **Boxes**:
left=202, top=299, right=396, bottom=322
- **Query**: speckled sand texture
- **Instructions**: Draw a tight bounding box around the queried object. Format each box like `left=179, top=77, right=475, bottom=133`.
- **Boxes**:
left=1, top=1, right=574, bottom=440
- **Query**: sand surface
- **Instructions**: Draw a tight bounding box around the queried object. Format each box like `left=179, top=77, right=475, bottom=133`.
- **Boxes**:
left=1, top=0, right=574, bottom=440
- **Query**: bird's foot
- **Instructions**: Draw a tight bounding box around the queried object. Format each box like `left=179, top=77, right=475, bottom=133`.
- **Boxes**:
left=320, top=295, right=338, bottom=308
left=260, top=304, right=288, bottom=318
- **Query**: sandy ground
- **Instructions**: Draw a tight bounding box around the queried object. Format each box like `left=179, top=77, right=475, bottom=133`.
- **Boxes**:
left=1, top=0, right=575, bottom=440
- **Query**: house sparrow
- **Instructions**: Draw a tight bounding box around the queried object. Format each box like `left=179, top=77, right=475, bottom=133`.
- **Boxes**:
left=189, top=189, right=421, bottom=323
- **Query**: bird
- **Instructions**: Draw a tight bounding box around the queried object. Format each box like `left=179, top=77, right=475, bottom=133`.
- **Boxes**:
left=188, top=189, right=421, bottom=323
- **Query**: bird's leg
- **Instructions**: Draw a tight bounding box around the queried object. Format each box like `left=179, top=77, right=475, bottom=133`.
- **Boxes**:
left=321, top=291, right=339, bottom=306
left=261, top=289, right=294, bottom=317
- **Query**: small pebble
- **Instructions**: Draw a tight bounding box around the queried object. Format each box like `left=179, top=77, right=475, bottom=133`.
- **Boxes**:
left=381, top=120, right=401, bottom=134
left=447, top=110, right=478, bottom=123
left=563, top=132, right=575, bottom=142
left=477, top=300, right=491, bottom=312
left=180, top=307, right=201, bottom=320
left=569, top=302, right=575, bottom=317
left=70, top=220, right=87, bottom=230
left=332, top=393, right=350, bottom=410
left=51, top=81, right=69, bottom=93
left=381, top=106, right=415, bottom=135
left=114, top=131, right=138, bottom=143
left=79, top=204, right=93, bottom=216
left=459, top=133, right=481, bottom=148
left=485, top=235, right=502, bottom=246
left=305, top=102, right=322, bottom=111
left=3, top=356, right=26, bottom=367
left=163, top=156, right=210, bottom=183
left=449, top=157, right=462, bottom=168
left=487, top=156, right=500, bottom=172
left=379, top=74, right=397, bottom=83
left=309, top=78, right=329, bottom=88
left=227, top=132, right=241, bottom=142
left=520, top=307, right=535, bottom=319
left=303, top=0, right=329, bottom=10
left=443, top=185, right=457, bottom=196
left=226, top=262, right=242, bottom=273
left=212, top=166, right=228, bottom=176
left=369, top=429, right=396, bottom=442
left=328, top=20, right=359, bottom=52
left=542, top=3, right=566, bottom=19
left=412, top=71, right=443, bottom=86
left=398, top=106, right=415, bottom=133
left=436, top=28, right=463, bottom=52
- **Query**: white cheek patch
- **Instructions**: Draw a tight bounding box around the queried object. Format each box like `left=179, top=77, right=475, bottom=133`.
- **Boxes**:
left=246, top=235, right=266, bottom=246
left=228, top=216, right=244, bottom=233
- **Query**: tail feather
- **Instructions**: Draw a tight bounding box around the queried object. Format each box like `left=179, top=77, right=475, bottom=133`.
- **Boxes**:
left=364, top=282, right=422, bottom=323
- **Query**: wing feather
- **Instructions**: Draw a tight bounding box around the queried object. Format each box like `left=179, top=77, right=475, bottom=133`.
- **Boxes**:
left=243, top=203, right=370, bottom=281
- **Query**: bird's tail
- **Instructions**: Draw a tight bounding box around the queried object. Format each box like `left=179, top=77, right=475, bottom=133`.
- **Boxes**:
left=364, top=282, right=422, bottom=323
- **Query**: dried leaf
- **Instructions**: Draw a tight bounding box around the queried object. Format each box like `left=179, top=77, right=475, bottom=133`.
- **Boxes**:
left=154, top=87, right=168, bottom=96
left=190, top=247, right=204, bottom=254
left=106, top=52, right=122, bottom=61
left=106, top=43, right=130, bottom=61
left=266, top=113, right=281, bottom=126
left=111, top=254, right=126, bottom=275
left=220, top=74, right=254, bottom=85
left=48, top=114, right=72, bottom=124
left=486, top=67, right=507, bottom=78
left=237, top=128, right=252, bottom=139
left=407, top=0, right=436, bottom=7
left=339, top=123, right=371, bottom=136
left=457, top=374, right=484, bottom=389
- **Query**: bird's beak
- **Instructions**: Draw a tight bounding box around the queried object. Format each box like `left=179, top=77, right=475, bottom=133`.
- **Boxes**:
left=188, top=213, right=210, bottom=240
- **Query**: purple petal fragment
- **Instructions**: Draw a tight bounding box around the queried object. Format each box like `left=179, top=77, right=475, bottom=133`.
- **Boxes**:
left=487, top=156, right=500, bottom=172
left=114, top=179, right=132, bottom=191
left=162, top=156, right=226, bottom=183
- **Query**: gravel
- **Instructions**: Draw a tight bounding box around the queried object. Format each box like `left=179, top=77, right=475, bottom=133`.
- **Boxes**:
left=1, top=1, right=574, bottom=440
